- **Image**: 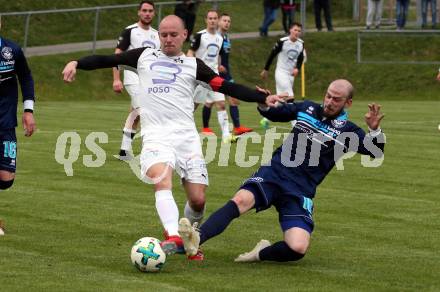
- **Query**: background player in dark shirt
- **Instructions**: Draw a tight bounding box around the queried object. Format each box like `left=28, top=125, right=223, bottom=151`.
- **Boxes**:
left=179, top=79, right=385, bottom=263
left=0, top=19, right=36, bottom=235
left=218, top=13, right=253, bottom=136
left=174, top=0, right=202, bottom=42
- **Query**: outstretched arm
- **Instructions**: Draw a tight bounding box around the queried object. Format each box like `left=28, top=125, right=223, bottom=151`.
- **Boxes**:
left=195, top=58, right=283, bottom=106
left=257, top=102, right=299, bottom=122
left=62, top=47, right=146, bottom=83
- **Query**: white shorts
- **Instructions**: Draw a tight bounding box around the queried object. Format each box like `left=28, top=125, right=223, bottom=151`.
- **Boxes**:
left=140, top=129, right=209, bottom=185
left=125, top=84, right=141, bottom=109
left=193, top=85, right=225, bottom=104
left=275, top=69, right=294, bottom=97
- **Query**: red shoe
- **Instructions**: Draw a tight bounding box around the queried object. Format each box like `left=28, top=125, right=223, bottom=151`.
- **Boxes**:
left=201, top=128, right=215, bottom=135
left=233, top=126, right=253, bottom=135
left=161, top=231, right=185, bottom=255
left=187, top=249, right=204, bottom=261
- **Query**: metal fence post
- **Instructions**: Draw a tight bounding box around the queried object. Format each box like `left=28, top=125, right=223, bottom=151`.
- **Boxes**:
left=301, top=0, right=306, bottom=34
left=23, top=13, right=31, bottom=54
left=416, top=0, right=422, bottom=27
left=353, top=0, right=360, bottom=22
left=158, top=4, right=162, bottom=26
left=357, top=31, right=361, bottom=63
left=92, top=7, right=100, bottom=54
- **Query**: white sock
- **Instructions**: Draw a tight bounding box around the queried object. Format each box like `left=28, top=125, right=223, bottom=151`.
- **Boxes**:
left=155, top=190, right=179, bottom=236
left=184, top=201, right=205, bottom=225
left=120, top=127, right=136, bottom=151
left=217, top=110, right=230, bottom=137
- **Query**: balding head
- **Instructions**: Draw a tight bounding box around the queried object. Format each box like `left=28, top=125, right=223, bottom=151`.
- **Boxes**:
left=328, top=79, right=354, bottom=100
left=160, top=15, right=186, bottom=31
left=158, top=15, right=187, bottom=56
left=322, top=79, right=354, bottom=118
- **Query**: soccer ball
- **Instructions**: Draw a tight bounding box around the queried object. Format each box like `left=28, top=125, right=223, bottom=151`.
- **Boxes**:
left=131, top=237, right=166, bottom=272
left=260, top=118, right=270, bottom=130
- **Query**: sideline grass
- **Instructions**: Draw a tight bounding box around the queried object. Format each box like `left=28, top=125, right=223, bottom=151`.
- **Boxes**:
left=0, top=99, right=439, bottom=291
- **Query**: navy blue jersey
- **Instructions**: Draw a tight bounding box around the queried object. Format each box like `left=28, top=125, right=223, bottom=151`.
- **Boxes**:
left=256, top=100, right=385, bottom=198
left=219, top=32, right=232, bottom=81
left=0, top=37, right=35, bottom=130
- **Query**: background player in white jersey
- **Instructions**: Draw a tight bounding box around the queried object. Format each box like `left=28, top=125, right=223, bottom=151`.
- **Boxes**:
left=113, top=1, right=160, bottom=160
left=62, top=15, right=284, bottom=260
left=260, top=22, right=304, bottom=128
left=260, top=22, right=304, bottom=100
left=187, top=10, right=232, bottom=143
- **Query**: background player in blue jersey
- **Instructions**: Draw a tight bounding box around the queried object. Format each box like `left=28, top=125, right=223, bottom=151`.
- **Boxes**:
left=217, top=13, right=253, bottom=136
left=178, top=79, right=385, bottom=262
left=0, top=19, right=36, bottom=235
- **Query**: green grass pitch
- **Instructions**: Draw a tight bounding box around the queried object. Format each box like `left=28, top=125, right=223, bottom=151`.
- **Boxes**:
left=1, top=25, right=440, bottom=290
left=1, top=98, right=439, bottom=291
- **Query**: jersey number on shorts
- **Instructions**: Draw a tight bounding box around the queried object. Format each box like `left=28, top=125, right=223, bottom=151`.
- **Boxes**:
left=3, top=141, right=16, bottom=159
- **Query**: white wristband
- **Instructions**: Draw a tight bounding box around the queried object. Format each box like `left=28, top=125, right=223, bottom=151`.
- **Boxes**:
left=368, top=127, right=382, bottom=137
left=23, top=100, right=34, bottom=111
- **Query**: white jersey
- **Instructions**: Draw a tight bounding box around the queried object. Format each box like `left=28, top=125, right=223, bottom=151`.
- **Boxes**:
left=134, top=48, right=210, bottom=135
left=190, top=29, right=224, bottom=73
left=77, top=48, right=268, bottom=136
left=116, top=23, right=160, bottom=85
left=264, top=36, right=305, bottom=74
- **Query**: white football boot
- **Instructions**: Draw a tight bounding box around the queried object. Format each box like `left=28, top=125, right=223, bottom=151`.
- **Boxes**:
left=234, top=239, right=271, bottom=262
left=178, top=218, right=200, bottom=257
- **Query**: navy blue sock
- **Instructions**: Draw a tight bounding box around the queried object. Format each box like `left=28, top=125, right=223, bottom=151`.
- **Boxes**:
left=259, top=241, right=305, bottom=262
left=202, top=106, right=212, bottom=128
left=229, top=105, right=240, bottom=128
left=199, top=200, right=240, bottom=245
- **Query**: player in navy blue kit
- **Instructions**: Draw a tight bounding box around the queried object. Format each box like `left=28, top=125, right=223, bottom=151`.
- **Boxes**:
left=179, top=79, right=386, bottom=262
left=0, top=20, right=36, bottom=235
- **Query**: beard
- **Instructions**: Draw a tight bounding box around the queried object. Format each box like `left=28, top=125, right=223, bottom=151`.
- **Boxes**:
left=322, top=104, right=343, bottom=119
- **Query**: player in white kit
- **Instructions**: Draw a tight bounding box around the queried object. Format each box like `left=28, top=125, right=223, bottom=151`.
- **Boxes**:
left=62, top=15, right=284, bottom=260
left=113, top=1, right=160, bottom=160
left=187, top=10, right=233, bottom=143
left=260, top=22, right=304, bottom=99
left=260, top=22, right=304, bottom=128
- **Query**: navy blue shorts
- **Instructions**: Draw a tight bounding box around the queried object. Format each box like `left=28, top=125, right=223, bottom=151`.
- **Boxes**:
left=240, top=179, right=314, bottom=234
left=0, top=129, right=17, bottom=173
